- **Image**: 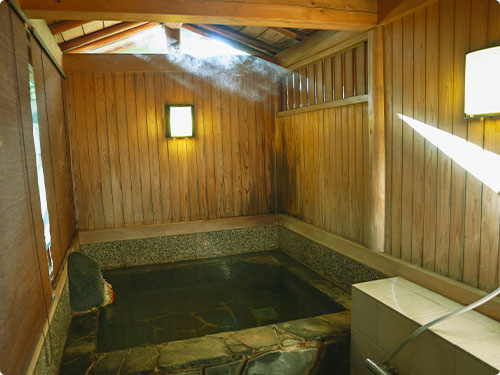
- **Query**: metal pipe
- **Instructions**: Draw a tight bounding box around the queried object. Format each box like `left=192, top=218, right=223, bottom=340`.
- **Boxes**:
left=365, top=358, right=395, bottom=375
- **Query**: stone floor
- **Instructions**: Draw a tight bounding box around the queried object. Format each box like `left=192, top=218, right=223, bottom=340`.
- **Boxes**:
left=59, top=251, right=352, bottom=374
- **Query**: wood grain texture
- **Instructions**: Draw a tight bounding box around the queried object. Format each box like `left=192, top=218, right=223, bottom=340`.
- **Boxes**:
left=383, top=0, right=500, bottom=292
left=276, top=102, right=368, bottom=245
left=66, top=71, right=278, bottom=230
left=21, top=0, right=378, bottom=31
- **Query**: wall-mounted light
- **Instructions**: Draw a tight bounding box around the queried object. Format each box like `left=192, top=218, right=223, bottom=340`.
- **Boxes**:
left=166, top=105, right=195, bottom=138
left=464, top=46, right=500, bottom=118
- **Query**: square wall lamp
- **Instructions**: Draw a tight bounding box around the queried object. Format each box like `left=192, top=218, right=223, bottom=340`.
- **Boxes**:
left=166, top=105, right=195, bottom=138
left=464, top=46, right=500, bottom=118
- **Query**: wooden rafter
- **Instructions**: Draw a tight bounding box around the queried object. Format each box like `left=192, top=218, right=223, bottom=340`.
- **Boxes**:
left=49, top=20, right=89, bottom=34
left=269, top=27, right=308, bottom=41
left=66, top=23, right=159, bottom=53
left=200, top=24, right=279, bottom=56
left=20, top=0, right=378, bottom=31
left=181, top=24, right=277, bottom=63
left=59, top=21, right=147, bottom=52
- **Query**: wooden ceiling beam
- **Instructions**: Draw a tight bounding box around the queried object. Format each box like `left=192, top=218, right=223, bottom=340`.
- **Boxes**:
left=181, top=24, right=277, bottom=64
left=59, top=21, right=147, bottom=52
left=20, top=0, right=378, bottom=31
left=65, top=23, right=159, bottom=53
left=200, top=24, right=279, bottom=56
left=48, top=20, right=89, bottom=34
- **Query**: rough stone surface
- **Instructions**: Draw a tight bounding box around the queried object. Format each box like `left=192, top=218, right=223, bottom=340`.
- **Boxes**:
left=243, top=348, right=318, bottom=375
left=318, top=311, right=351, bottom=332
left=158, top=337, right=231, bottom=371
left=315, top=339, right=350, bottom=375
left=276, top=317, right=343, bottom=341
left=61, top=312, right=97, bottom=363
left=59, top=352, right=93, bottom=375
left=91, top=350, right=128, bottom=375
left=121, top=345, right=158, bottom=375
left=68, top=252, right=110, bottom=312
left=208, top=332, right=253, bottom=357
left=205, top=360, right=243, bottom=375
left=232, top=326, right=279, bottom=351
left=34, top=280, right=72, bottom=375
left=278, top=226, right=386, bottom=290
left=81, top=226, right=278, bottom=270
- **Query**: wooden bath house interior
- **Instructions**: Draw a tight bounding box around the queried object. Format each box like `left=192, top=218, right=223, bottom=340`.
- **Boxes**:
left=2, top=0, right=500, bottom=374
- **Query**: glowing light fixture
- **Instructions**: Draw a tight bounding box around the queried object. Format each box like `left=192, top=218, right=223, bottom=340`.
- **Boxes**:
left=464, top=46, right=500, bottom=118
left=166, top=105, right=195, bottom=138
left=399, top=114, right=500, bottom=194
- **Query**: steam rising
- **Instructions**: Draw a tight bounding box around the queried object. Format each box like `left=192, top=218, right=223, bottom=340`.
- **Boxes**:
left=137, top=26, right=289, bottom=101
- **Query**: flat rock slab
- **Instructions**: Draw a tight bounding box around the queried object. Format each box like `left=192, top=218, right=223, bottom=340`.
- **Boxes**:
left=121, top=346, right=158, bottom=375
left=276, top=316, right=345, bottom=341
left=205, top=360, right=243, bottom=375
left=232, top=326, right=279, bottom=351
left=243, top=348, right=318, bottom=375
left=158, top=337, right=231, bottom=371
left=318, top=311, right=351, bottom=332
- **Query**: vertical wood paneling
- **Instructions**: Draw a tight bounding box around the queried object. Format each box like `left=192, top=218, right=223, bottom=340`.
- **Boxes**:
left=384, top=0, right=500, bottom=292
left=104, top=73, right=124, bottom=227
left=277, top=102, right=368, bottom=244
left=422, top=2, right=439, bottom=271
left=463, top=0, right=488, bottom=287
left=448, top=0, right=471, bottom=281
left=411, top=8, right=426, bottom=266
left=67, top=72, right=278, bottom=230
left=391, top=18, right=403, bottom=259
left=401, top=14, right=414, bottom=263
left=94, top=73, right=115, bottom=227
left=135, top=73, right=154, bottom=224
left=383, top=23, right=393, bottom=253
left=115, top=73, right=134, bottom=226
left=279, top=42, right=368, bottom=111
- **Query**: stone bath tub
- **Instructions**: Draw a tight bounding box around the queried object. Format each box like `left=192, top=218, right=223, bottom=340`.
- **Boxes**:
left=59, top=251, right=351, bottom=375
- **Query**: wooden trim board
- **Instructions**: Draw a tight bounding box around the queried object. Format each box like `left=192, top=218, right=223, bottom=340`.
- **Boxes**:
left=278, top=214, right=500, bottom=322
left=24, top=234, right=79, bottom=375
left=276, top=95, right=368, bottom=117
left=78, top=214, right=279, bottom=244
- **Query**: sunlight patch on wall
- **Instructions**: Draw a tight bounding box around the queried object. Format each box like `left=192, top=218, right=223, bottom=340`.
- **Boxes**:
left=398, top=114, right=500, bottom=194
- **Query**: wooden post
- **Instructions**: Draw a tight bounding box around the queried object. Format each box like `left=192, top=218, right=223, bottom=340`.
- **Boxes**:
left=366, top=27, right=385, bottom=251
left=163, top=23, right=181, bottom=52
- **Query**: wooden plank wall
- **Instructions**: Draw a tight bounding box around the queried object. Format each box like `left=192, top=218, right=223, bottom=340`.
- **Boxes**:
left=383, top=0, right=500, bottom=292
left=65, top=71, right=278, bottom=230
left=0, top=3, right=74, bottom=373
left=281, top=42, right=367, bottom=111
left=276, top=102, right=369, bottom=245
